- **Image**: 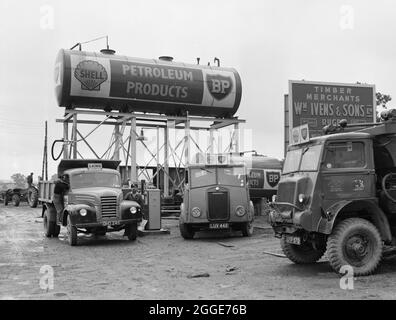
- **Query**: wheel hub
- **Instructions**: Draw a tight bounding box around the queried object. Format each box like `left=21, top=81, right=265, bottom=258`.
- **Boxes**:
left=346, top=235, right=369, bottom=259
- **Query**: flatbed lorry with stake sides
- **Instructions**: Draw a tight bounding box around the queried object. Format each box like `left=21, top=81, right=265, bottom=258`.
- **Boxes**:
left=39, top=159, right=142, bottom=246
left=269, top=110, right=396, bottom=276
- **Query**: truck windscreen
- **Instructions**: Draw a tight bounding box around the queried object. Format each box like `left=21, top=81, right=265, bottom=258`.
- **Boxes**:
left=283, top=144, right=322, bottom=174
left=217, top=167, right=246, bottom=186
left=71, top=172, right=121, bottom=189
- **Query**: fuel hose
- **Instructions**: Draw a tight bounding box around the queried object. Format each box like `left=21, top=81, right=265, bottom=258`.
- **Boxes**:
left=51, top=139, right=64, bottom=161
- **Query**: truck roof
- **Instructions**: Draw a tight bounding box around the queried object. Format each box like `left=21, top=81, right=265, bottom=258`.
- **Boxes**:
left=290, top=120, right=396, bottom=150
left=58, top=159, right=121, bottom=176
left=64, top=167, right=120, bottom=176
left=187, top=163, right=245, bottom=169
left=310, top=131, right=373, bottom=143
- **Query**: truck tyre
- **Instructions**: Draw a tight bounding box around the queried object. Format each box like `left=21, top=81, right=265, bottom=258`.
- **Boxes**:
left=241, top=220, right=254, bottom=237
left=28, top=187, right=38, bottom=208
left=43, top=209, right=55, bottom=237
left=327, top=218, right=382, bottom=276
left=179, top=222, right=195, bottom=239
left=281, top=236, right=326, bottom=264
left=12, top=194, right=20, bottom=207
left=125, top=223, right=137, bottom=241
left=4, top=196, right=8, bottom=206
left=66, top=215, right=78, bottom=246
left=53, top=224, right=61, bottom=237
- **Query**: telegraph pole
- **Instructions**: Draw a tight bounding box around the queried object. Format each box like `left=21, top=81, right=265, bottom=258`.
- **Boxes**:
left=41, top=121, right=48, bottom=181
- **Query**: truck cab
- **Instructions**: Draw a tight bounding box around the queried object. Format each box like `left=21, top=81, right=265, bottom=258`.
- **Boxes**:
left=270, top=115, right=396, bottom=276
left=40, top=160, right=142, bottom=246
left=179, top=156, right=254, bottom=239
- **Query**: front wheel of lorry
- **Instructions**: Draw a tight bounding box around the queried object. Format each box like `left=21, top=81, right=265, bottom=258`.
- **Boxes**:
left=281, top=236, right=326, bottom=264
left=241, top=220, right=254, bottom=237
left=179, top=222, right=195, bottom=239
left=66, top=215, right=78, bottom=246
left=125, top=223, right=137, bottom=241
left=327, top=218, right=383, bottom=276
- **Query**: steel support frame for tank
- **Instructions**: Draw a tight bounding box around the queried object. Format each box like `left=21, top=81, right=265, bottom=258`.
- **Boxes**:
left=57, top=108, right=244, bottom=195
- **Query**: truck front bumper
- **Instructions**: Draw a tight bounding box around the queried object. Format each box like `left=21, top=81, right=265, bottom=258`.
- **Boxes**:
left=74, top=218, right=141, bottom=229
left=269, top=204, right=312, bottom=234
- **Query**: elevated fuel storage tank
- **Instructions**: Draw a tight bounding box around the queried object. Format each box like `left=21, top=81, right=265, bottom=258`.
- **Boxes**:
left=55, top=49, right=242, bottom=118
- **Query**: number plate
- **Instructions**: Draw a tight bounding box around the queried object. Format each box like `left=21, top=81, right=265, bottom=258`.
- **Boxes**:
left=209, top=223, right=229, bottom=229
left=285, top=235, right=301, bottom=245
left=102, top=220, right=120, bottom=226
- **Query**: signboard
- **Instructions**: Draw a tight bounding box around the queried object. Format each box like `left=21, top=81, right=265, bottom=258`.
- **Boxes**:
left=88, top=163, right=102, bottom=170
left=287, top=80, right=376, bottom=145
left=248, top=169, right=281, bottom=190
left=205, top=153, right=230, bottom=166
left=290, top=123, right=310, bottom=146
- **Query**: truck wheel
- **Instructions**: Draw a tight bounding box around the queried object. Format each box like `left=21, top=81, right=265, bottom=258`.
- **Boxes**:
left=28, top=188, right=38, bottom=208
left=179, top=222, right=195, bottom=239
left=327, top=218, right=382, bottom=276
left=4, top=196, right=8, bottom=206
left=241, top=220, right=254, bottom=237
left=43, top=209, right=55, bottom=237
left=66, top=215, right=78, bottom=246
left=12, top=194, right=20, bottom=207
left=125, top=223, right=137, bottom=241
left=53, top=224, right=61, bottom=237
left=281, top=236, right=326, bottom=264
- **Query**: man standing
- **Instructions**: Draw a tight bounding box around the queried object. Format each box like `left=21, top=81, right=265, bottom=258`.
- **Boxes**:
left=27, top=172, right=33, bottom=188
left=53, top=174, right=70, bottom=215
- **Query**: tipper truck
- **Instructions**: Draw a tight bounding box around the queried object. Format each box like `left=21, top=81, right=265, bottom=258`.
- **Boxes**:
left=39, top=159, right=142, bottom=246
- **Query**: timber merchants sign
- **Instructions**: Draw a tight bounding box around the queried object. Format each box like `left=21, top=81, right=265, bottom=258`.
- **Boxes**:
left=287, top=80, right=376, bottom=145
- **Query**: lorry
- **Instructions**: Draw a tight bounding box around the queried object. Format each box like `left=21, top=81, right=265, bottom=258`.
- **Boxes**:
left=179, top=154, right=254, bottom=239
left=39, top=159, right=142, bottom=246
left=269, top=110, right=396, bottom=276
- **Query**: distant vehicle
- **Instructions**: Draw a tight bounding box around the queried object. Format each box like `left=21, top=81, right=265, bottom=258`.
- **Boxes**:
left=179, top=155, right=254, bottom=239
left=1, top=186, right=38, bottom=207
left=39, top=159, right=142, bottom=246
left=270, top=111, right=396, bottom=276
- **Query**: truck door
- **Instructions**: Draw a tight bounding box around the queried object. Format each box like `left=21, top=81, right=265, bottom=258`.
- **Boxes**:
left=321, top=140, right=376, bottom=203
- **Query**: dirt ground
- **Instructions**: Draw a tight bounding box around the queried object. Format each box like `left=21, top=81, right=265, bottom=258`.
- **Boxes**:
left=1, top=204, right=396, bottom=300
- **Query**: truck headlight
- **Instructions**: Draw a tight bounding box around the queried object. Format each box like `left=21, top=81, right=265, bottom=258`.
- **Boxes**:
left=236, top=205, right=246, bottom=217
left=79, top=208, right=87, bottom=216
left=130, top=207, right=137, bottom=214
left=191, top=207, right=201, bottom=218
left=298, top=194, right=308, bottom=204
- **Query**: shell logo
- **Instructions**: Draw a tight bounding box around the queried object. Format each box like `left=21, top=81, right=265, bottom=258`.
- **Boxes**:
left=74, top=60, right=108, bottom=91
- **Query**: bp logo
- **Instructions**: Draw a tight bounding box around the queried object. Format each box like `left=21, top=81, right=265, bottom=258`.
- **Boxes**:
left=206, top=74, right=233, bottom=100
left=266, top=171, right=280, bottom=188
left=74, top=60, right=108, bottom=91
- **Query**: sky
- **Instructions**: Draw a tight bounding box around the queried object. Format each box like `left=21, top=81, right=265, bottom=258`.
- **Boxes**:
left=0, top=0, right=396, bottom=180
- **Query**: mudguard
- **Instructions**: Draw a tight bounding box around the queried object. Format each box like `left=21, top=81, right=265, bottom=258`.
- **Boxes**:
left=317, top=199, right=392, bottom=243
left=179, top=203, right=187, bottom=223
left=63, top=204, right=96, bottom=226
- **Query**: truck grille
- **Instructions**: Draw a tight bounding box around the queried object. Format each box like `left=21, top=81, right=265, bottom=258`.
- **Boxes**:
left=101, top=196, right=117, bottom=218
left=277, top=182, right=296, bottom=204
left=207, top=191, right=229, bottom=221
